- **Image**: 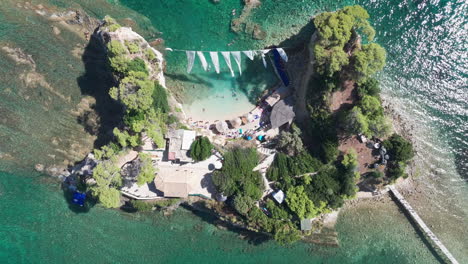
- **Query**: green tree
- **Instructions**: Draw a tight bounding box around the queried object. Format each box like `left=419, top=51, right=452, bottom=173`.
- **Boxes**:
left=107, top=40, right=127, bottom=57
left=359, top=95, right=383, bottom=118
left=136, top=153, right=156, bottom=186
left=368, top=114, right=392, bottom=138
left=90, top=160, right=122, bottom=208
left=104, top=16, right=121, bottom=32
left=341, top=106, right=370, bottom=136
left=233, top=195, right=255, bottom=215
left=113, top=127, right=140, bottom=148
left=212, top=148, right=263, bottom=199
left=127, top=58, right=148, bottom=74
left=109, top=71, right=154, bottom=111
left=266, top=200, right=291, bottom=220
left=109, top=55, right=130, bottom=74
left=152, top=83, right=169, bottom=113
left=145, top=48, right=156, bottom=61
left=273, top=222, right=301, bottom=245
left=286, top=186, right=323, bottom=219
left=276, top=124, right=304, bottom=156
left=94, top=143, right=121, bottom=160
left=357, top=78, right=380, bottom=98
left=382, top=134, right=414, bottom=163
left=94, top=187, right=121, bottom=208
left=342, top=148, right=358, bottom=169
left=189, top=136, right=213, bottom=162
left=351, top=43, right=386, bottom=79
left=125, top=40, right=140, bottom=54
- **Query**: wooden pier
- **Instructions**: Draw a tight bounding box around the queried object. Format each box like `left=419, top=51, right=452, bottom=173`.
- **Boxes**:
left=389, top=186, right=459, bottom=264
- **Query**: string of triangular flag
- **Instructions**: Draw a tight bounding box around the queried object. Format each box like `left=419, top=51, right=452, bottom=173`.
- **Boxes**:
left=165, top=48, right=288, bottom=76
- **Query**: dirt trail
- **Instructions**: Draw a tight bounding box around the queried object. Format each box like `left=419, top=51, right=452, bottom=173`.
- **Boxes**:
left=292, top=32, right=317, bottom=121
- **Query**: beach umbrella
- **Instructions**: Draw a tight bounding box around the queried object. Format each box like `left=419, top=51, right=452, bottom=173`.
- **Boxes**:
left=216, top=121, right=229, bottom=133
left=214, top=161, right=223, bottom=170
left=229, top=117, right=242, bottom=128
left=245, top=113, right=255, bottom=123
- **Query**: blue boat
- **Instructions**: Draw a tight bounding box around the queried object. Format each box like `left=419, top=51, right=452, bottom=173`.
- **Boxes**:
left=271, top=48, right=290, bottom=86
left=72, top=191, right=86, bottom=207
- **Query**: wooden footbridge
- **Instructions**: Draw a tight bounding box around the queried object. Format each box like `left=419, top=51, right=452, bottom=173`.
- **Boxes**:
left=389, top=186, right=459, bottom=264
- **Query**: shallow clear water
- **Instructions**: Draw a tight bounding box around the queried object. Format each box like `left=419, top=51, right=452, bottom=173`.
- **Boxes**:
left=0, top=0, right=466, bottom=263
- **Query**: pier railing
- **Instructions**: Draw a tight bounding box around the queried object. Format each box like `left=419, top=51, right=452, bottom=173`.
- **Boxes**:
left=389, top=186, right=459, bottom=264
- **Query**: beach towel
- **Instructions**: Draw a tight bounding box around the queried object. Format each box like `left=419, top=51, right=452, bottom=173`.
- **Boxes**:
left=221, top=51, right=235, bottom=77
left=197, top=51, right=208, bottom=71
left=232, top=51, right=242, bottom=75
left=186, top=51, right=195, bottom=73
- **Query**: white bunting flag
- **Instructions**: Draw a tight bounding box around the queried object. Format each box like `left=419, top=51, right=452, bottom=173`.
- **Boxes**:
left=186, top=51, right=196, bottom=73
left=232, top=51, right=242, bottom=75
left=242, top=50, right=255, bottom=60
left=221, top=51, right=235, bottom=77
left=209, top=52, right=220, bottom=74
left=197, top=51, right=208, bottom=71
left=276, top=48, right=288, bottom=62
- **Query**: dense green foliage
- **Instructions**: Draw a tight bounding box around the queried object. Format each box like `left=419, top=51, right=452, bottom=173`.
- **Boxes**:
left=382, top=134, right=414, bottom=180
left=276, top=124, right=304, bottom=156
left=313, top=5, right=379, bottom=77
left=212, top=148, right=263, bottom=201
left=351, top=43, right=386, bottom=79
left=233, top=195, right=255, bottom=216
left=286, top=186, right=325, bottom=219
left=125, top=40, right=140, bottom=54
left=93, top=143, right=121, bottom=160
left=152, top=83, right=169, bottom=113
left=106, top=38, right=169, bottom=149
left=136, top=153, right=156, bottom=186
left=113, top=128, right=140, bottom=148
left=130, top=200, right=154, bottom=212
left=189, top=136, right=213, bottom=162
left=109, top=71, right=154, bottom=111
left=88, top=29, right=170, bottom=208
left=266, top=152, right=322, bottom=190
left=103, top=15, right=121, bottom=32
left=357, top=78, right=380, bottom=98
left=145, top=48, right=156, bottom=61
left=127, top=58, right=148, bottom=75
left=107, top=40, right=127, bottom=57
left=90, top=159, right=122, bottom=208
left=341, top=81, right=391, bottom=138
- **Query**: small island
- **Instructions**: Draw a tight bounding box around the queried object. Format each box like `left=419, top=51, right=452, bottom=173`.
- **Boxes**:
left=64, top=6, right=414, bottom=245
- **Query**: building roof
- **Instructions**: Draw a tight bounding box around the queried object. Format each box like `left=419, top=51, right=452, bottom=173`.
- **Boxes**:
left=265, top=93, right=281, bottom=107
left=300, top=219, right=312, bottom=231
left=270, top=97, right=295, bottom=129
left=166, top=129, right=196, bottom=162
left=181, top=130, right=196, bottom=150
left=154, top=168, right=191, bottom=198
left=272, top=190, right=285, bottom=204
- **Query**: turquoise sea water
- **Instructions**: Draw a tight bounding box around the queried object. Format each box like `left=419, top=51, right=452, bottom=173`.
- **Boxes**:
left=0, top=0, right=466, bottom=263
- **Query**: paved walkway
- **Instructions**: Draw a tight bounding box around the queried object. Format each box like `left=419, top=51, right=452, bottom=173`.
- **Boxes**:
left=253, top=152, right=276, bottom=198
left=389, top=185, right=459, bottom=264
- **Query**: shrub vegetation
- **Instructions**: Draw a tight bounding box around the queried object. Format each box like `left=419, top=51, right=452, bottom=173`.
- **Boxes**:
left=189, top=136, right=213, bottom=162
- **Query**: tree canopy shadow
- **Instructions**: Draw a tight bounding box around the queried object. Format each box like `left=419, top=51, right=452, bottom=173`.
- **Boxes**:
left=77, top=29, right=124, bottom=149
left=180, top=202, right=271, bottom=245
left=235, top=20, right=316, bottom=104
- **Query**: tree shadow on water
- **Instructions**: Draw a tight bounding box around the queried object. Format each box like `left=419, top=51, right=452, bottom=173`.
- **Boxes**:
left=235, top=20, right=316, bottom=104
left=76, top=30, right=124, bottom=149
left=180, top=202, right=271, bottom=245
